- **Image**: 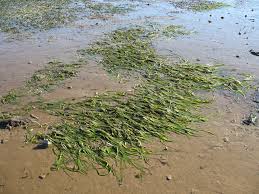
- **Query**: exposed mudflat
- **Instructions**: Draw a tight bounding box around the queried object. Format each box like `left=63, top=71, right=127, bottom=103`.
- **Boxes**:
left=0, top=0, right=259, bottom=194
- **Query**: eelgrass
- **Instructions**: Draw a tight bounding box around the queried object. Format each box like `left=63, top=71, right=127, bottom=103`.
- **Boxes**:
left=191, top=1, right=228, bottom=11
left=0, top=60, right=84, bottom=104
left=172, top=0, right=229, bottom=12
left=26, top=61, right=83, bottom=95
left=0, top=0, right=80, bottom=33
left=0, top=0, right=134, bottom=34
left=1, top=90, right=19, bottom=104
left=162, top=25, right=190, bottom=38
left=87, top=2, right=133, bottom=16
left=31, top=28, right=247, bottom=180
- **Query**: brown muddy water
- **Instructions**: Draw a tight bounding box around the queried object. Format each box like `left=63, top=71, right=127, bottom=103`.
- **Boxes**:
left=0, top=0, right=259, bottom=193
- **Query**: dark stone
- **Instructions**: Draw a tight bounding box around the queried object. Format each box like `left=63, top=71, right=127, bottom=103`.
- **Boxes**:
left=249, top=49, right=259, bottom=56
left=0, top=117, right=29, bottom=129
left=243, top=113, right=257, bottom=125
left=253, top=89, right=259, bottom=103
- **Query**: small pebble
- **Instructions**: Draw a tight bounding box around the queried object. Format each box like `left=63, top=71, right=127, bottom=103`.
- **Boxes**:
left=196, top=58, right=200, bottom=62
left=223, top=137, right=229, bottom=143
left=216, top=180, right=221, bottom=185
left=166, top=175, right=172, bottom=180
left=245, top=15, right=247, bottom=17
left=238, top=32, right=241, bottom=35
left=39, top=174, right=46, bottom=179
left=230, top=119, right=236, bottom=123
left=236, top=55, right=240, bottom=58
left=164, top=146, right=168, bottom=151
left=0, top=139, right=4, bottom=144
left=67, top=86, right=73, bottom=89
left=30, top=114, right=39, bottom=120
left=208, top=20, right=212, bottom=23
left=135, top=174, right=141, bottom=179
left=28, top=61, right=32, bottom=64
left=191, top=188, right=199, bottom=194
left=220, top=16, right=224, bottom=19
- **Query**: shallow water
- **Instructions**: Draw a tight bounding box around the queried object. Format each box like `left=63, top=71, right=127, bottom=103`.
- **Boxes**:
left=0, top=0, right=258, bottom=94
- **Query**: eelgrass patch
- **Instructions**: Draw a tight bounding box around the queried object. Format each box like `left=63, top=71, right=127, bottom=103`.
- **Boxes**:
left=1, top=90, right=19, bottom=104
left=0, top=0, right=134, bottom=34
left=0, top=60, right=84, bottom=104
left=26, top=61, right=83, bottom=95
left=0, top=27, right=249, bottom=180
left=172, top=0, right=229, bottom=12
left=87, top=2, right=133, bottom=16
left=0, top=0, right=82, bottom=33
left=162, top=25, right=190, bottom=38
left=22, top=27, right=248, bottom=181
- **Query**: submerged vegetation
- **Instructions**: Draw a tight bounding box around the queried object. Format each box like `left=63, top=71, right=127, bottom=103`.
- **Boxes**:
left=172, top=0, right=229, bottom=12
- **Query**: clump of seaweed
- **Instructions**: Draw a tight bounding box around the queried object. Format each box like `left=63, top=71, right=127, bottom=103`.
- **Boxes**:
left=30, top=28, right=247, bottom=180
left=172, top=0, right=229, bottom=12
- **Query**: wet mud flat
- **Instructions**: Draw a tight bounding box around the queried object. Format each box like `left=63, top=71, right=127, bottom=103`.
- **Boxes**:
left=0, top=0, right=259, bottom=194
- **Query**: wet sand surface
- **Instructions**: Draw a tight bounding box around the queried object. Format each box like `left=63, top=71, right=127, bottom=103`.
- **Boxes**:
left=0, top=0, right=259, bottom=193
